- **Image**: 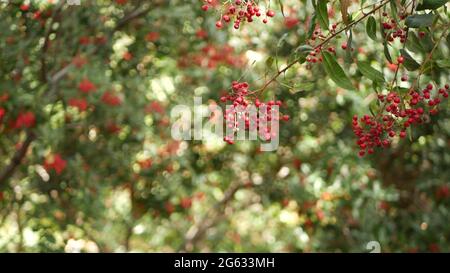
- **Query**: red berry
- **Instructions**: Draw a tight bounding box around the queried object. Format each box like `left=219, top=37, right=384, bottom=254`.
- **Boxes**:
left=20, top=4, right=29, bottom=11
left=266, top=10, right=275, bottom=17
left=397, top=56, right=404, bottom=64
left=215, top=21, right=223, bottom=29
left=43, top=154, right=67, bottom=175
left=201, top=4, right=208, bottom=11
left=0, top=107, right=6, bottom=121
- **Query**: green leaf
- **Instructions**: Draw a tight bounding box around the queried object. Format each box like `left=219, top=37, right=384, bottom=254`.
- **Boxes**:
left=345, top=30, right=353, bottom=63
left=420, top=32, right=435, bottom=51
left=436, top=59, right=450, bottom=68
left=405, top=14, right=435, bottom=28
left=383, top=42, right=392, bottom=63
left=278, top=0, right=286, bottom=17
left=277, top=33, right=289, bottom=48
left=290, top=82, right=315, bottom=94
left=308, top=13, right=317, bottom=38
left=301, top=82, right=315, bottom=91
left=416, top=0, right=449, bottom=11
left=400, top=49, right=420, bottom=71
left=295, top=44, right=314, bottom=54
left=406, top=32, right=426, bottom=53
left=297, top=55, right=307, bottom=64
left=379, top=17, right=387, bottom=43
left=317, top=0, right=329, bottom=31
left=357, top=61, right=385, bottom=84
left=390, top=0, right=398, bottom=19
left=265, top=56, right=274, bottom=68
left=321, top=51, right=354, bottom=90
left=366, top=16, right=377, bottom=41
left=295, top=45, right=313, bottom=64
left=369, top=106, right=376, bottom=117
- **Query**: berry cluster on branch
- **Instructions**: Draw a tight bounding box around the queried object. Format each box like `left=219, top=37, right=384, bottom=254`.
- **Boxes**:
left=201, top=0, right=275, bottom=29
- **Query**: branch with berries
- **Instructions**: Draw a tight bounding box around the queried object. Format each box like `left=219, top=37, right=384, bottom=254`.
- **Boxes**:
left=201, top=0, right=449, bottom=155
left=256, top=0, right=392, bottom=95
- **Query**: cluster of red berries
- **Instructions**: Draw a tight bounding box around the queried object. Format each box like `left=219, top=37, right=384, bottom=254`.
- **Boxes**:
left=306, top=47, right=324, bottom=64
left=305, top=45, right=343, bottom=64
left=306, top=23, right=357, bottom=64
left=79, top=35, right=108, bottom=46
left=0, top=93, right=8, bottom=124
left=11, top=111, right=36, bottom=129
left=352, top=114, right=391, bottom=156
left=310, top=28, right=325, bottom=42
left=0, top=107, right=5, bottom=122
left=70, top=79, right=122, bottom=112
left=20, top=3, right=52, bottom=21
left=71, top=78, right=96, bottom=113
left=43, top=153, right=67, bottom=175
left=219, top=81, right=289, bottom=144
left=163, top=195, right=196, bottom=215
left=106, top=122, right=121, bottom=134
left=202, top=0, right=275, bottom=30
left=0, top=92, right=36, bottom=130
left=353, top=83, right=449, bottom=157
left=68, top=98, right=88, bottom=112
left=145, top=31, right=160, bottom=42
left=381, top=12, right=408, bottom=43
left=78, top=78, right=97, bottom=93
left=145, top=101, right=165, bottom=115
left=436, top=185, right=450, bottom=200
left=101, top=91, right=122, bottom=106
left=284, top=16, right=299, bottom=29
left=177, top=44, right=245, bottom=69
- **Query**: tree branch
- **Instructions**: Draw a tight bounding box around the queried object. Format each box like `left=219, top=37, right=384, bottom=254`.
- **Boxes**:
left=0, top=130, right=35, bottom=188
left=256, top=0, right=390, bottom=95
left=40, top=1, right=65, bottom=83
left=179, top=181, right=244, bottom=252
left=114, top=5, right=152, bottom=31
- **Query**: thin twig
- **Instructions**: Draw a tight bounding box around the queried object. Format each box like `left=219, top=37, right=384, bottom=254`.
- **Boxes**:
left=179, top=181, right=244, bottom=252
left=255, top=0, right=390, bottom=95
left=0, top=131, right=36, bottom=187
